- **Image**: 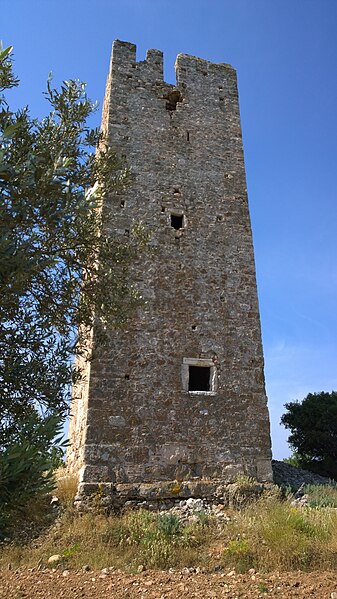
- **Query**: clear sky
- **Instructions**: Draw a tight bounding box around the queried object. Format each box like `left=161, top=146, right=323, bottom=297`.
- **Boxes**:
left=3, top=0, right=337, bottom=459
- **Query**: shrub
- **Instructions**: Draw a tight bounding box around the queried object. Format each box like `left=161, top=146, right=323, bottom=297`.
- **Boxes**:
left=121, top=511, right=186, bottom=568
left=0, top=415, right=60, bottom=538
left=223, top=538, right=254, bottom=572
left=156, top=513, right=181, bottom=538
left=305, top=484, right=337, bottom=508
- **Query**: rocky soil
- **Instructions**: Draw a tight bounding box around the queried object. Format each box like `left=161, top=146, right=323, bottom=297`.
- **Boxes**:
left=272, top=460, right=332, bottom=490
left=1, top=567, right=337, bottom=598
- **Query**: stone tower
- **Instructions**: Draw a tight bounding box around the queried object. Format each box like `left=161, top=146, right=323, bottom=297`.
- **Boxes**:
left=67, top=40, right=272, bottom=507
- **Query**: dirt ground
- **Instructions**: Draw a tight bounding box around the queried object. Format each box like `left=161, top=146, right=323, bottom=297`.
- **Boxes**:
left=1, top=567, right=337, bottom=599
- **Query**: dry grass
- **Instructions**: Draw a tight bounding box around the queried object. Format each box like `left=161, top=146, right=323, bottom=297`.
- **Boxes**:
left=53, top=469, right=78, bottom=509
left=2, top=484, right=337, bottom=573
left=221, top=496, right=337, bottom=572
left=0, top=510, right=213, bottom=571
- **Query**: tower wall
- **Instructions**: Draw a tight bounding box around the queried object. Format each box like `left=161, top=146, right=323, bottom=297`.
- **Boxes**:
left=68, top=41, right=272, bottom=505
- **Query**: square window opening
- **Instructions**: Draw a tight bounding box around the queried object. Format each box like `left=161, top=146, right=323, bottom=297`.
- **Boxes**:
left=171, top=214, right=184, bottom=230
left=188, top=366, right=211, bottom=392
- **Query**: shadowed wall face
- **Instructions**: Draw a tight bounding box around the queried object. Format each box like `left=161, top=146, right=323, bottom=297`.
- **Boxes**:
left=67, top=40, right=272, bottom=503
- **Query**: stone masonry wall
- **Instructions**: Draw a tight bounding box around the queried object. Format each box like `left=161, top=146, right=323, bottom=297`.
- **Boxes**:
left=67, top=41, right=272, bottom=505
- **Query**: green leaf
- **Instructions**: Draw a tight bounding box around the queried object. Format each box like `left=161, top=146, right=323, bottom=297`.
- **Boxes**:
left=3, top=121, right=20, bottom=138
left=0, top=46, right=13, bottom=62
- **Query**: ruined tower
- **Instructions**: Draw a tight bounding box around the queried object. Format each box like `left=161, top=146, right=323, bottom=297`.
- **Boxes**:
left=67, top=41, right=273, bottom=506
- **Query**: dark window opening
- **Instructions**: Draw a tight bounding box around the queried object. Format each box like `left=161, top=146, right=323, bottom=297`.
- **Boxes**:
left=124, top=374, right=130, bottom=380
left=161, top=206, right=166, bottom=212
left=124, top=229, right=130, bottom=237
left=191, top=325, right=197, bottom=331
left=189, top=366, right=210, bottom=391
left=186, top=131, right=190, bottom=142
left=165, top=90, right=183, bottom=111
left=120, top=200, right=125, bottom=208
left=171, top=214, right=183, bottom=230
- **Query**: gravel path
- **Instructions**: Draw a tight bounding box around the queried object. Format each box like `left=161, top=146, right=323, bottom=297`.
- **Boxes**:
left=1, top=567, right=337, bottom=598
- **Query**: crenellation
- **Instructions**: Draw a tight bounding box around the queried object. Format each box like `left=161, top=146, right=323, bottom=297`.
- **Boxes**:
left=112, top=39, right=137, bottom=65
left=145, top=48, right=164, bottom=77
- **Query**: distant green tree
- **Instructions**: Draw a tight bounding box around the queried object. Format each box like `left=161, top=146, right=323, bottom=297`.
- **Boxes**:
left=0, top=44, right=139, bottom=531
left=283, top=452, right=303, bottom=468
left=281, top=391, right=337, bottom=479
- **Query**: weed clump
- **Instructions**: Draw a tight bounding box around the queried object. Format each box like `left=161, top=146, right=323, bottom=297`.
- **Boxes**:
left=304, top=483, right=337, bottom=508
left=119, top=510, right=207, bottom=569
left=54, top=469, right=78, bottom=510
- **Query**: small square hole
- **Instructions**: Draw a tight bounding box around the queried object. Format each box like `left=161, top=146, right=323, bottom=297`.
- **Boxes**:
left=188, top=366, right=211, bottom=391
left=171, top=214, right=183, bottom=230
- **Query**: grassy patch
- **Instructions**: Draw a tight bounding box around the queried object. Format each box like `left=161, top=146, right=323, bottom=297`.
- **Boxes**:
left=304, top=483, right=337, bottom=508
left=220, top=496, right=337, bottom=572
left=0, top=509, right=213, bottom=571
left=2, top=482, right=337, bottom=573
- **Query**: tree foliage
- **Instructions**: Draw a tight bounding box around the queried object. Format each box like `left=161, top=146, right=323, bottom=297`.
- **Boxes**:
left=281, top=391, right=337, bottom=479
left=0, top=415, right=63, bottom=536
left=0, top=44, right=138, bottom=528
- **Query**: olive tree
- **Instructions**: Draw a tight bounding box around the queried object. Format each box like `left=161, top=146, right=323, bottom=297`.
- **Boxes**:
left=0, top=45, right=138, bottom=530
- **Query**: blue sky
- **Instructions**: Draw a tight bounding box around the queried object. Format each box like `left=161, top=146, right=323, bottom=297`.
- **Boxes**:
left=3, top=0, right=337, bottom=459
